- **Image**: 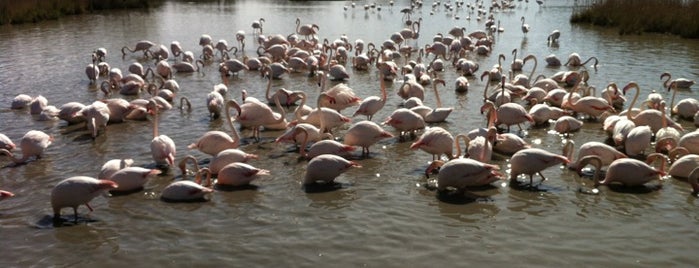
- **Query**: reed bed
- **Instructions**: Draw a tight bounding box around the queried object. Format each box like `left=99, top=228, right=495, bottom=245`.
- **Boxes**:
left=0, top=0, right=161, bottom=25
left=571, top=0, right=699, bottom=38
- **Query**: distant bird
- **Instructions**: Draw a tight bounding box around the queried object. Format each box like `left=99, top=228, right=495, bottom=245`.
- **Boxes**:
left=547, top=30, right=560, bottom=44
left=252, top=18, right=265, bottom=35
left=521, top=16, right=530, bottom=35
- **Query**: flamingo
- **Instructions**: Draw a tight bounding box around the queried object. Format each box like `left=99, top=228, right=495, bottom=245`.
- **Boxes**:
left=668, top=148, right=699, bottom=179
left=480, top=100, right=534, bottom=132
left=454, top=76, right=469, bottom=93
left=121, top=40, right=155, bottom=56
left=562, top=80, right=615, bottom=120
left=509, top=148, right=570, bottom=186
left=252, top=18, right=265, bottom=35
left=57, top=102, right=86, bottom=125
left=547, top=30, right=561, bottom=44
left=51, top=176, right=118, bottom=222
left=461, top=127, right=498, bottom=163
left=564, top=53, right=599, bottom=69
left=172, top=59, right=204, bottom=73
left=216, top=162, right=270, bottom=187
left=236, top=30, right=246, bottom=51
left=237, top=94, right=287, bottom=141
left=29, top=95, right=47, bottom=115
left=188, top=99, right=242, bottom=156
left=655, top=101, right=681, bottom=153
left=410, top=127, right=464, bottom=161
left=562, top=140, right=627, bottom=170
left=553, top=116, right=584, bottom=137
left=296, top=18, right=319, bottom=40
left=149, top=89, right=176, bottom=167
left=493, top=133, right=531, bottom=155
left=353, top=73, right=388, bottom=121
left=623, top=82, right=683, bottom=133
left=209, top=149, right=259, bottom=175
left=661, top=72, right=695, bottom=89
left=214, top=40, right=238, bottom=59
left=0, top=190, right=14, bottom=201
left=520, top=16, right=530, bottom=35
left=412, top=79, right=453, bottom=123
left=428, top=158, right=503, bottom=194
left=11, top=94, right=32, bottom=109
left=667, top=80, right=699, bottom=118
left=108, top=167, right=161, bottom=193
left=0, top=133, right=15, bottom=151
left=678, top=131, right=699, bottom=155
left=624, top=125, right=652, bottom=156
left=344, top=121, right=394, bottom=156
left=1, top=130, right=53, bottom=165
left=291, top=92, right=351, bottom=133
left=161, top=168, right=213, bottom=202
left=317, top=71, right=361, bottom=112
left=85, top=63, right=99, bottom=84
left=383, top=108, right=425, bottom=140
left=397, top=76, right=426, bottom=101
left=304, top=154, right=361, bottom=185
left=98, top=158, right=134, bottom=180
left=206, top=90, right=225, bottom=119
left=528, top=100, right=568, bottom=126
left=575, top=153, right=668, bottom=190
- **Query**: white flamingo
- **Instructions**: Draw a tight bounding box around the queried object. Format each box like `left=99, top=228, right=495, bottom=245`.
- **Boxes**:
left=51, top=176, right=118, bottom=222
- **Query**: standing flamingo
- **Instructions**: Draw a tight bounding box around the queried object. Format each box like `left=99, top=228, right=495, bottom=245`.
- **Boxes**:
left=317, top=70, right=361, bottom=112
left=480, top=100, right=534, bottom=132
left=509, top=148, right=570, bottom=186
left=237, top=95, right=287, bottom=141
left=383, top=108, right=425, bottom=140
left=667, top=80, right=699, bottom=119
left=209, top=149, right=259, bottom=175
left=520, top=16, right=530, bottom=35
left=344, top=121, right=394, bottom=156
left=562, top=140, right=627, bottom=170
left=623, top=82, right=683, bottom=133
left=304, top=154, right=361, bottom=185
left=252, top=18, right=265, bottom=35
left=149, top=88, right=176, bottom=167
left=410, top=127, right=462, bottom=161
left=51, top=176, right=118, bottom=222
left=0, top=130, right=53, bottom=164
left=353, top=73, right=388, bottom=121
left=661, top=72, right=695, bottom=89
left=121, top=40, right=155, bottom=57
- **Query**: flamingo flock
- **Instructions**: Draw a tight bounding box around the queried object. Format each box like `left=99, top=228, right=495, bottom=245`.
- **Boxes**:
left=2, top=0, right=699, bottom=225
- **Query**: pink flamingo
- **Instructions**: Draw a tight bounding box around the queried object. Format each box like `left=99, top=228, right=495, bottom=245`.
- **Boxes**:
left=344, top=121, right=394, bottom=156
left=0, top=190, right=14, bottom=201
left=161, top=168, right=213, bottom=202
left=383, top=108, right=425, bottom=140
left=149, top=90, right=176, bottom=167
left=667, top=80, right=699, bottom=119
left=98, top=158, right=135, bottom=180
left=353, top=73, right=388, bottom=121
left=58, top=102, right=86, bottom=125
left=291, top=92, right=351, bottom=133
left=679, top=131, right=699, bottom=155
left=209, top=149, right=259, bottom=175
left=690, top=168, right=699, bottom=196
left=83, top=101, right=110, bottom=138
left=51, top=176, right=118, bottom=222
left=317, top=71, right=361, bottom=112
left=576, top=153, right=668, bottom=190
left=216, top=162, right=270, bottom=187
left=0, top=133, right=15, bottom=151
left=668, top=147, right=699, bottom=179
left=11, top=94, right=32, bottom=109
left=661, top=72, right=695, bottom=89
left=480, top=100, right=534, bottom=132
left=121, top=40, right=155, bottom=56
left=562, top=140, right=626, bottom=170
left=1, top=130, right=53, bottom=164
left=410, top=127, right=463, bottom=161
left=109, top=167, right=161, bottom=193
left=623, top=82, right=683, bottom=133
left=427, top=158, right=503, bottom=194
left=304, top=154, right=361, bottom=185
left=509, top=148, right=570, bottom=186
left=188, top=99, right=242, bottom=156
left=237, top=94, right=287, bottom=141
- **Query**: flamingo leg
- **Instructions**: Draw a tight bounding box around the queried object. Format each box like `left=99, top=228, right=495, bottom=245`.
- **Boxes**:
left=538, top=172, right=548, bottom=182
left=73, top=207, right=79, bottom=223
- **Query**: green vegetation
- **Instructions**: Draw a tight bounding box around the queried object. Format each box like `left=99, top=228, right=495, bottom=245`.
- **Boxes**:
left=0, top=0, right=162, bottom=25
left=570, top=0, right=699, bottom=38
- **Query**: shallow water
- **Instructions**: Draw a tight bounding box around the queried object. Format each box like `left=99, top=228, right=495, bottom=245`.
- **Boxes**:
left=0, top=0, right=698, bottom=266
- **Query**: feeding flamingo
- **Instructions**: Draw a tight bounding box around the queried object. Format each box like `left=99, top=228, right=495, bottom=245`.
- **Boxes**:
left=575, top=153, right=668, bottom=190
left=304, top=154, right=361, bottom=185
left=562, top=140, right=627, bottom=170
left=98, top=158, right=135, bottom=180
left=51, top=176, right=118, bottom=223
left=108, top=167, right=161, bottom=193
left=353, top=73, right=388, bottom=121
left=509, top=148, right=570, bottom=186
left=344, top=121, right=394, bottom=156
left=188, top=99, right=242, bottom=156
left=216, top=162, right=270, bottom=187
left=0, top=130, right=53, bottom=165
left=427, top=158, right=503, bottom=195
left=161, top=168, right=213, bottom=202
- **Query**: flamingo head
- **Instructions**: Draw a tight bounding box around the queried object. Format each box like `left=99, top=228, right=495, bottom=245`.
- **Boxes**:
left=425, top=160, right=445, bottom=177
left=98, top=180, right=119, bottom=191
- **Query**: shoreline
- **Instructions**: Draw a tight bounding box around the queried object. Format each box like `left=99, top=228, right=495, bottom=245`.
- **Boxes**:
left=570, top=0, right=699, bottom=38
left=0, top=0, right=162, bottom=25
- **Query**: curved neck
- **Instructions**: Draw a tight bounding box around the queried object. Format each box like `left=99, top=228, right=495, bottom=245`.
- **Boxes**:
left=0, top=149, right=25, bottom=164
left=294, top=91, right=307, bottom=120
left=225, top=100, right=242, bottom=147
left=625, top=83, right=640, bottom=119
left=178, top=155, right=200, bottom=177
left=454, top=134, right=470, bottom=159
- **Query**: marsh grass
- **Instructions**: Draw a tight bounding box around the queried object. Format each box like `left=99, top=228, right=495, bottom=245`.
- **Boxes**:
left=571, top=0, right=699, bottom=38
left=0, top=0, right=161, bottom=25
